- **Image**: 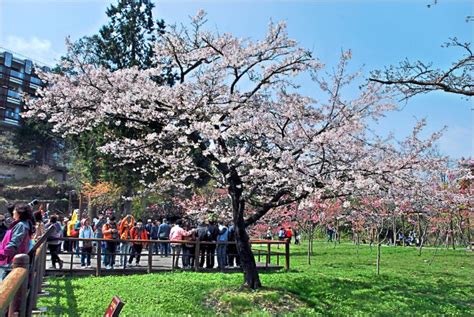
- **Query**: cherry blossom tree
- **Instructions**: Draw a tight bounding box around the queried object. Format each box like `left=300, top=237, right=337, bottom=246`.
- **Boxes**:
left=26, top=11, right=442, bottom=288
left=173, top=188, right=232, bottom=224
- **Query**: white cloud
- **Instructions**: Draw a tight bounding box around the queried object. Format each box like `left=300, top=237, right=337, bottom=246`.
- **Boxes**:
left=3, top=36, right=59, bottom=66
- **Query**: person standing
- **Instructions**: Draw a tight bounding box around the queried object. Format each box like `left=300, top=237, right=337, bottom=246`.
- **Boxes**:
left=217, top=222, right=229, bottom=269
left=227, top=223, right=240, bottom=267
left=128, top=220, right=148, bottom=266
left=327, top=225, right=335, bottom=242
left=182, top=222, right=196, bottom=269
left=157, top=218, right=171, bottom=257
left=33, top=211, right=45, bottom=241
left=293, top=227, right=300, bottom=245
left=206, top=220, right=219, bottom=269
left=94, top=214, right=107, bottom=265
left=102, top=215, right=119, bottom=269
left=169, top=219, right=193, bottom=268
left=46, top=215, right=63, bottom=269
left=278, top=227, right=286, bottom=241
left=286, top=227, right=293, bottom=243
left=118, top=215, right=135, bottom=268
left=145, top=219, right=153, bottom=239
left=150, top=220, right=160, bottom=255
left=197, top=220, right=209, bottom=268
left=264, top=227, right=273, bottom=240
left=79, top=219, right=93, bottom=268
left=0, top=204, right=35, bottom=279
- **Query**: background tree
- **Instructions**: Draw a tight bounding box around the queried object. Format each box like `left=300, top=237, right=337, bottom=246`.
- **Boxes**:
left=370, top=2, right=473, bottom=99
left=370, top=38, right=473, bottom=99
left=58, top=0, right=172, bottom=216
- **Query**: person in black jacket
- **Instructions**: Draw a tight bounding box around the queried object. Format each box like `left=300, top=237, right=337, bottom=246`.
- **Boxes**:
left=196, top=221, right=209, bottom=268
left=206, top=220, right=219, bottom=269
left=227, top=224, right=240, bottom=267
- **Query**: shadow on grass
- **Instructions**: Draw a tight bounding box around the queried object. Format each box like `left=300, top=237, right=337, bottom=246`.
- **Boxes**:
left=45, top=277, right=80, bottom=317
left=277, top=273, right=473, bottom=315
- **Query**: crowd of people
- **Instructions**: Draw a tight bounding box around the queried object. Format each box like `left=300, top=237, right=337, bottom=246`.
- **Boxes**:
left=41, top=211, right=243, bottom=270
left=264, top=226, right=301, bottom=245
left=0, top=202, right=300, bottom=277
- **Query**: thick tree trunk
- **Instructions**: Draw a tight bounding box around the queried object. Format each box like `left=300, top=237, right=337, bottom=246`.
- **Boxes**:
left=392, top=213, right=397, bottom=246
left=449, top=213, right=456, bottom=250
left=376, top=240, right=381, bottom=275
left=466, top=217, right=472, bottom=251
left=229, top=171, right=261, bottom=289
left=307, top=232, right=312, bottom=265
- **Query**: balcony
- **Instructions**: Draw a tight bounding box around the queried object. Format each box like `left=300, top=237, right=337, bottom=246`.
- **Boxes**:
left=9, top=69, right=24, bottom=79
left=30, top=76, right=42, bottom=85
left=7, top=90, right=21, bottom=99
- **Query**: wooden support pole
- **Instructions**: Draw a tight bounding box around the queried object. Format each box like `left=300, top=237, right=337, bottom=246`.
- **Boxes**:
left=10, top=254, right=30, bottom=317
left=96, top=243, right=101, bottom=277
left=266, top=243, right=271, bottom=267
left=285, top=241, right=290, bottom=271
left=171, top=243, right=176, bottom=270
left=147, top=244, right=153, bottom=274
left=69, top=248, right=74, bottom=275
left=194, top=241, right=200, bottom=271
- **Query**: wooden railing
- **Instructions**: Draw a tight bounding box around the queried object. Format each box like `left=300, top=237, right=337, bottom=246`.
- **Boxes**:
left=0, top=254, right=29, bottom=317
left=51, top=237, right=291, bottom=276
left=0, top=226, right=52, bottom=317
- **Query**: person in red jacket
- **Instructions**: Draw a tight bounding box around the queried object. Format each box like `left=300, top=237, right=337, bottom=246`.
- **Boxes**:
left=128, top=220, right=148, bottom=266
left=286, top=227, right=293, bottom=243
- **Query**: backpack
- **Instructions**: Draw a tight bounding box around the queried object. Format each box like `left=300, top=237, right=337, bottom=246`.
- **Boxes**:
left=198, top=227, right=210, bottom=241
left=228, top=226, right=235, bottom=241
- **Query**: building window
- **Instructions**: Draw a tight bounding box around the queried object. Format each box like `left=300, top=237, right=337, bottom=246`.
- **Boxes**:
left=4, top=52, right=12, bottom=67
left=5, top=107, right=20, bottom=121
left=25, top=60, right=32, bottom=74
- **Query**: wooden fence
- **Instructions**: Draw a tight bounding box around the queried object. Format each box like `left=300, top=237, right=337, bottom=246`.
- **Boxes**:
left=49, top=237, right=290, bottom=276
left=0, top=226, right=52, bottom=317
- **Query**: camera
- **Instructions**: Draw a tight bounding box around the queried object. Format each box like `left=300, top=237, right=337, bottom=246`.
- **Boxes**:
left=28, top=199, right=39, bottom=207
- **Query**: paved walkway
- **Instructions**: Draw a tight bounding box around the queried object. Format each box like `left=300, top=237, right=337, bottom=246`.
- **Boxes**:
left=45, top=250, right=282, bottom=276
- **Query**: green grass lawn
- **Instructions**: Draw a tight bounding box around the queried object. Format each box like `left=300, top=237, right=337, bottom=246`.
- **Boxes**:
left=39, top=241, right=474, bottom=316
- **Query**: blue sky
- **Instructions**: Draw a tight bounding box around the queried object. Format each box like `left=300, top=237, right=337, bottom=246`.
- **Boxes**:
left=0, top=0, right=472, bottom=159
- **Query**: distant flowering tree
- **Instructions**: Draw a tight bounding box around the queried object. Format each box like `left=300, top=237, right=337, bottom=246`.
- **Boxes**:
left=144, top=202, right=185, bottom=222
left=427, top=160, right=473, bottom=249
left=173, top=189, right=232, bottom=224
left=26, top=11, right=442, bottom=288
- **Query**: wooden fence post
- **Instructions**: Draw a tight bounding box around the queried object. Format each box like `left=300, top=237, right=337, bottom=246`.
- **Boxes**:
left=69, top=241, right=74, bottom=275
left=285, top=241, right=290, bottom=271
left=10, top=254, right=29, bottom=317
left=171, top=242, right=176, bottom=270
left=147, top=243, right=153, bottom=274
left=96, top=242, right=102, bottom=277
left=266, top=243, right=271, bottom=267
left=194, top=241, right=200, bottom=271
left=26, top=244, right=44, bottom=317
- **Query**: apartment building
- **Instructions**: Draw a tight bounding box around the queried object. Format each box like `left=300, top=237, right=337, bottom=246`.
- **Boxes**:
left=0, top=50, right=49, bottom=126
left=0, top=49, right=66, bottom=182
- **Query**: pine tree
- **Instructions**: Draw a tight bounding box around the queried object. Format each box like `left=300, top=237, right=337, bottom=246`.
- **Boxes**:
left=61, top=0, right=171, bottom=215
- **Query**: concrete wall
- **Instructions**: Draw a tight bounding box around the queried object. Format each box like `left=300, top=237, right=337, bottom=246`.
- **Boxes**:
left=0, top=162, right=66, bottom=182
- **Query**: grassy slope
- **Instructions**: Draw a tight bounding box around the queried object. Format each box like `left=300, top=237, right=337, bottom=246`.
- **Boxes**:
left=39, top=242, right=474, bottom=316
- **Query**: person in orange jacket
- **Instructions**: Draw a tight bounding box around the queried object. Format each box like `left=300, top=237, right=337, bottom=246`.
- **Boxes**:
left=128, top=220, right=148, bottom=266
left=118, top=215, right=135, bottom=268
left=102, top=215, right=119, bottom=269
